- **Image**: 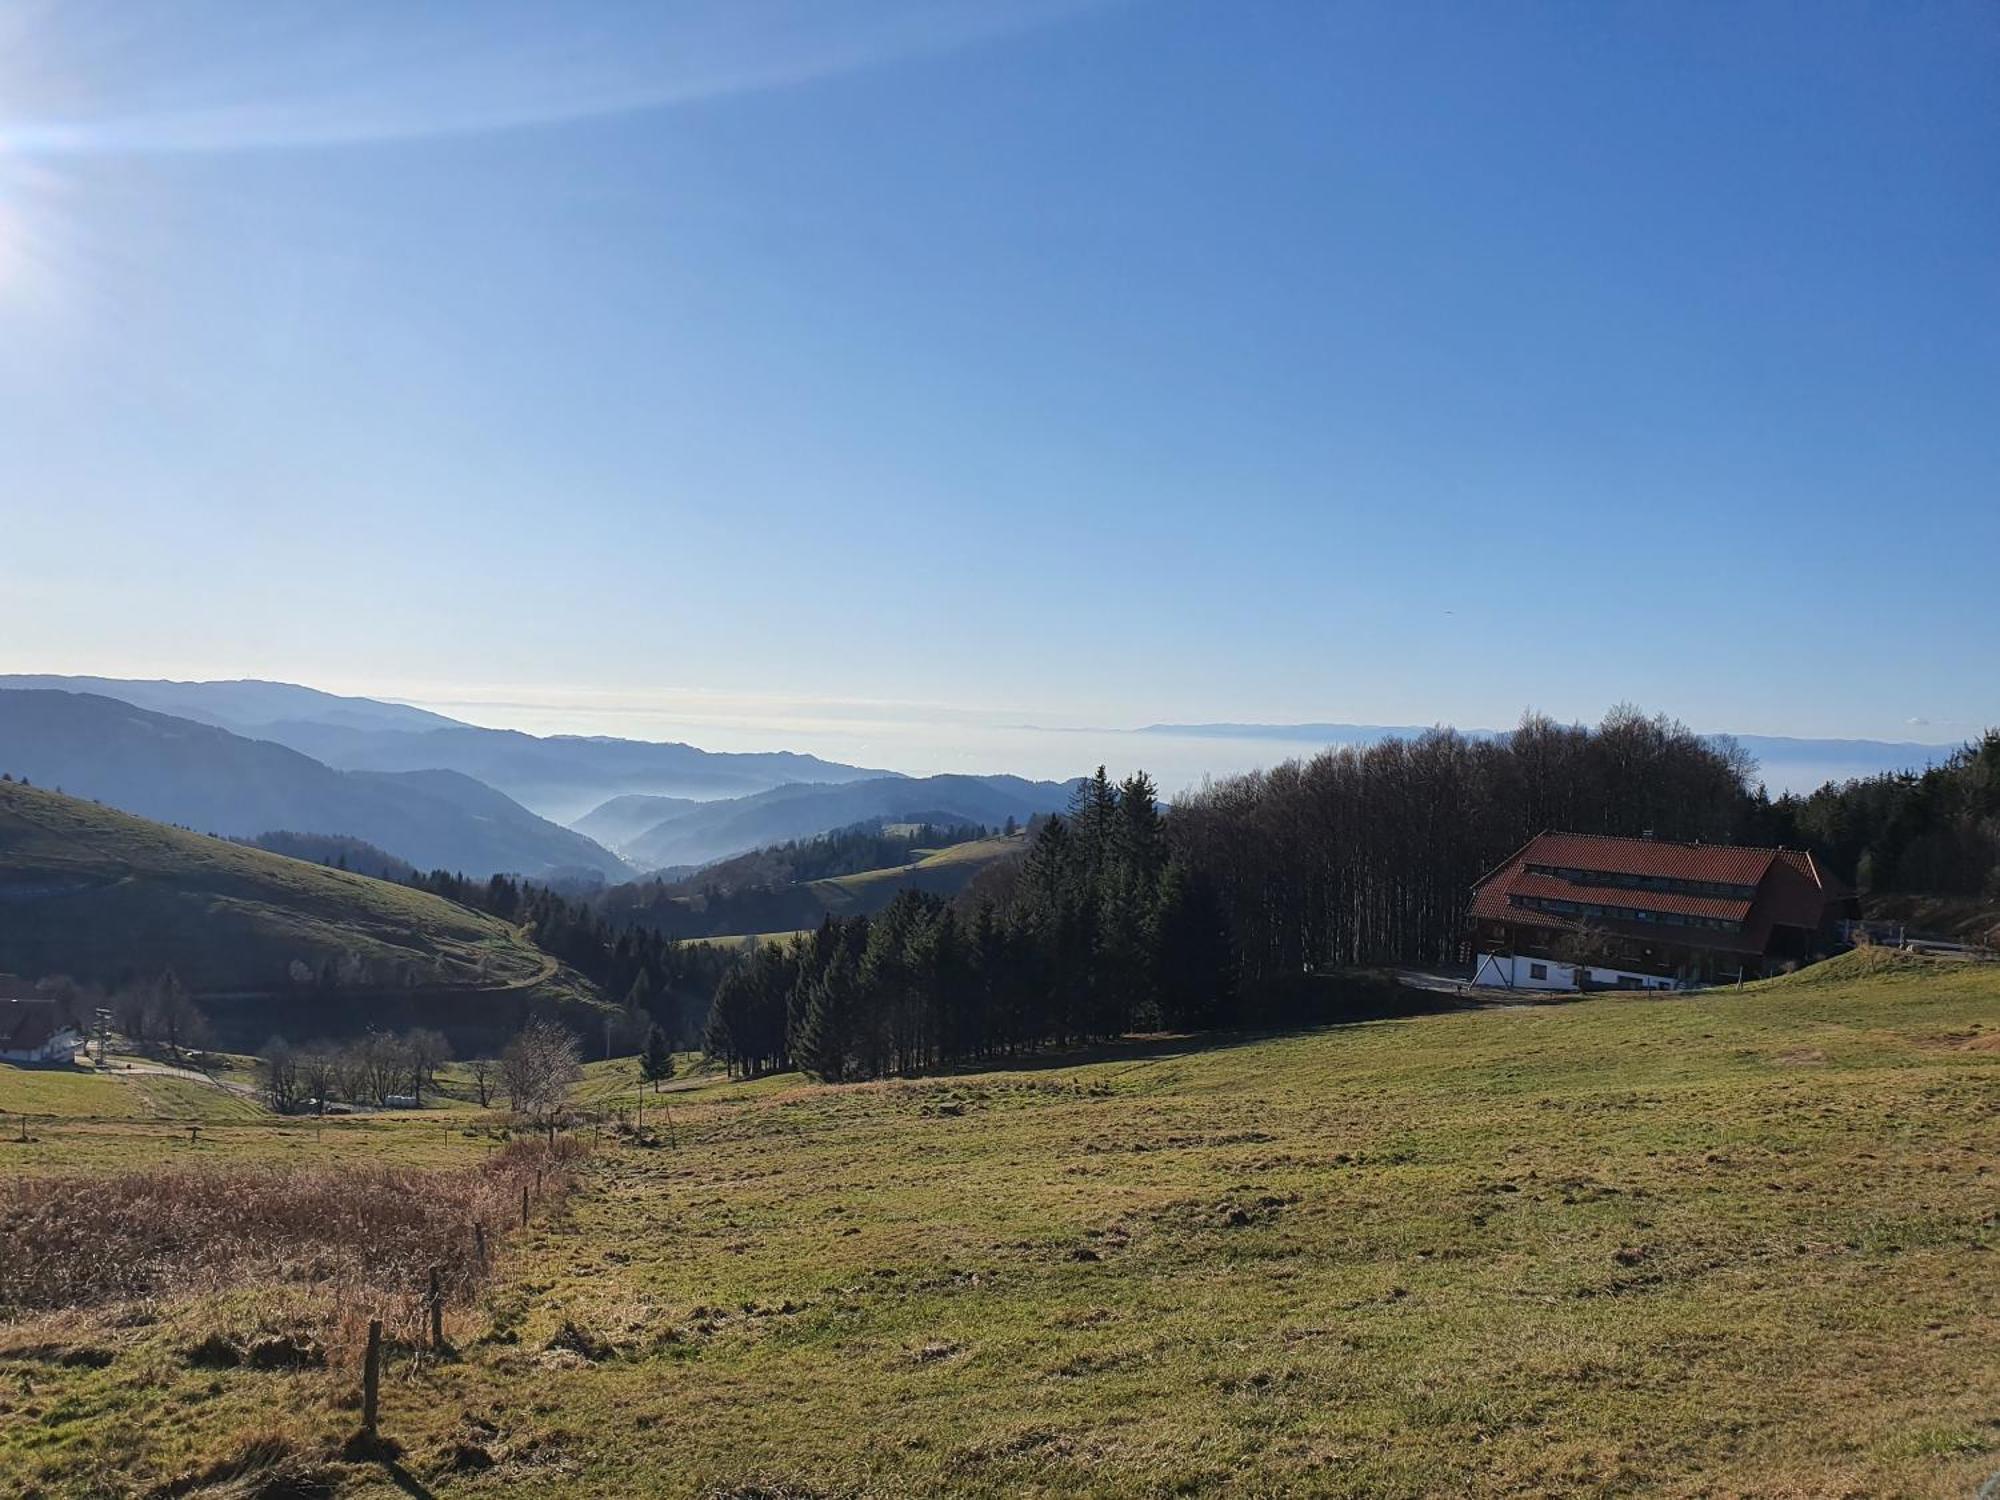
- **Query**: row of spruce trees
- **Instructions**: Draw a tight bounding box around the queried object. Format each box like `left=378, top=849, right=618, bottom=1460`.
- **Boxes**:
left=702, top=769, right=1234, bottom=1080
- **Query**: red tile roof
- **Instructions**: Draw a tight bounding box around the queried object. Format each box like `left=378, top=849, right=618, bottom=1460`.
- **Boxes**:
left=1486, top=830, right=1781, bottom=886
left=1504, top=871, right=1754, bottom=922
left=1468, top=831, right=1847, bottom=957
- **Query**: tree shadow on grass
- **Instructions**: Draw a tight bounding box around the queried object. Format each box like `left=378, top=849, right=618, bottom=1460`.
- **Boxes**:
left=919, top=973, right=1559, bottom=1081
left=381, top=1461, right=437, bottom=1500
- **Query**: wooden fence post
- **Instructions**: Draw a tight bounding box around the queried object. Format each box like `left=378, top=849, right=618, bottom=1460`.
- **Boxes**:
left=521, top=1182, right=529, bottom=1228
left=362, top=1319, right=382, bottom=1438
left=428, top=1266, right=444, bottom=1350
left=474, top=1221, right=487, bottom=1269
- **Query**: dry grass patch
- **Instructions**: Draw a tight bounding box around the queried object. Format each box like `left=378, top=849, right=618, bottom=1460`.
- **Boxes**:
left=0, top=1138, right=584, bottom=1323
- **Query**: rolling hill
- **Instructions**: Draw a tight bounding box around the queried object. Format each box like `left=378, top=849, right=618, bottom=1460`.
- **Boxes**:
left=809, top=832, right=1026, bottom=916
left=1, top=675, right=898, bottom=824
left=0, top=779, right=601, bottom=1047
left=622, top=774, right=1074, bottom=870
left=0, top=690, right=630, bottom=880
left=571, top=792, right=700, bottom=852
left=602, top=832, right=1027, bottom=938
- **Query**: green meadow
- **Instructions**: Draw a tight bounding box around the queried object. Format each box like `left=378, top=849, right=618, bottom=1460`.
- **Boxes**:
left=2, top=950, right=1996, bottom=1497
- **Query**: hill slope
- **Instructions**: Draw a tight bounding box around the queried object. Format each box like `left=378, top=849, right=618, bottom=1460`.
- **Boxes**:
left=0, top=690, right=629, bottom=879
left=9, top=956, right=1994, bottom=1495
left=604, top=832, right=1027, bottom=937
left=624, top=774, right=1073, bottom=870
left=810, top=833, right=1026, bottom=916
left=571, top=792, right=700, bottom=852
left=0, top=779, right=599, bottom=1046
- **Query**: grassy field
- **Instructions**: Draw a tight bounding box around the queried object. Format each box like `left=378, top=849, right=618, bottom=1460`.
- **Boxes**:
left=0, top=1057, right=269, bottom=1124
left=2, top=950, right=1996, bottom=1497
left=682, top=929, right=812, bottom=952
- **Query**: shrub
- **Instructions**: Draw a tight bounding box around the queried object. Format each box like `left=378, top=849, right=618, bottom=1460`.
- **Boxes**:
left=0, top=1137, right=585, bottom=1318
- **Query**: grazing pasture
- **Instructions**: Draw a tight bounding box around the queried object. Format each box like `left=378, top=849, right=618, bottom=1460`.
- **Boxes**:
left=1, top=951, right=1995, bottom=1497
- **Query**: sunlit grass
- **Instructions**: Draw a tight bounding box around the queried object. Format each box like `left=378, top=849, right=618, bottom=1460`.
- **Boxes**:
left=3, top=951, right=1996, bottom=1496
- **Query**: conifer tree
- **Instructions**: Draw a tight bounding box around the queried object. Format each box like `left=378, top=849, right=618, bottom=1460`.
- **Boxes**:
left=626, top=967, right=654, bottom=1019
left=639, top=1023, right=674, bottom=1091
left=1116, top=770, right=1165, bottom=891
left=797, top=948, right=860, bottom=1082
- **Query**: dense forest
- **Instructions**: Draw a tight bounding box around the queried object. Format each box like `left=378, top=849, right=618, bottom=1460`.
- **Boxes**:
left=702, top=768, right=1236, bottom=1079
left=1170, top=708, right=1763, bottom=992
left=1764, top=731, right=2000, bottom=898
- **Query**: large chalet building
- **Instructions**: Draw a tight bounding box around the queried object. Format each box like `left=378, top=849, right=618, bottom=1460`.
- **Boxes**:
left=1466, top=831, right=1854, bottom=991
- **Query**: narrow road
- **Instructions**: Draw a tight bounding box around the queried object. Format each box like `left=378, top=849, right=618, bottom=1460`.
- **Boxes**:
left=108, top=1056, right=260, bottom=1100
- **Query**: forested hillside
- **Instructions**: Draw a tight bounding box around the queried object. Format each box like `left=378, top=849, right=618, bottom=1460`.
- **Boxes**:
left=599, top=821, right=1007, bottom=938
left=1767, top=730, right=2000, bottom=898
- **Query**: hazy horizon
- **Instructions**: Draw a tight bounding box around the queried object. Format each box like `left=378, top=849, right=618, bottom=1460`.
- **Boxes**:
left=7, top=666, right=1964, bottom=797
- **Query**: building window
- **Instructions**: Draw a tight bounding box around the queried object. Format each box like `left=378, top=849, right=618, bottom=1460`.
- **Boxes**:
left=1529, top=962, right=1548, bottom=980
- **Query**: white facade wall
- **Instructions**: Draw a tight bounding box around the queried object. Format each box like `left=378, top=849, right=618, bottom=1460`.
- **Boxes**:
left=0, top=1028, right=83, bottom=1063
left=1471, top=953, right=1681, bottom=992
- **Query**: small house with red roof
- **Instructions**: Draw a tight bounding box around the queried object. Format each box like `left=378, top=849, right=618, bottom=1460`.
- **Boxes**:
left=1466, top=831, right=1854, bottom=991
left=0, top=977, right=84, bottom=1064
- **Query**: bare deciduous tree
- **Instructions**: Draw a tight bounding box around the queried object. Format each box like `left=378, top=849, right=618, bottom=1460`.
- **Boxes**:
left=261, top=1036, right=304, bottom=1114
left=404, top=1027, right=453, bottom=1106
left=297, top=1044, right=341, bottom=1115
left=500, top=1018, right=582, bottom=1132
left=467, top=1056, right=498, bottom=1108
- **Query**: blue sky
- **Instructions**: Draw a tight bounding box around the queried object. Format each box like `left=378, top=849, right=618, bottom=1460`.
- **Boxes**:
left=1, top=1, right=1995, bottom=765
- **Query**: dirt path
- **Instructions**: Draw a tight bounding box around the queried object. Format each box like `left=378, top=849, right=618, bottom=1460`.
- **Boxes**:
left=113, top=1057, right=259, bottom=1101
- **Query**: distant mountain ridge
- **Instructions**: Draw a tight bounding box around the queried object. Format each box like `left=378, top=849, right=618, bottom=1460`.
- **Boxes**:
left=0, top=689, right=630, bottom=880
left=0, top=675, right=459, bottom=734
left=0, top=674, right=893, bottom=823
left=269, top=721, right=893, bottom=823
